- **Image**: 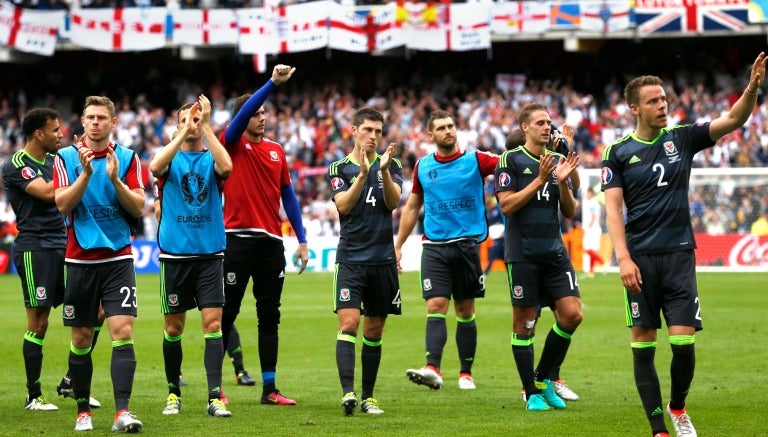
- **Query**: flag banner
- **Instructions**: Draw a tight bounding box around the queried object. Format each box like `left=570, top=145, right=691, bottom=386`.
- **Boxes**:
left=236, top=7, right=278, bottom=55
left=396, top=1, right=448, bottom=51
left=580, top=0, right=634, bottom=33
left=328, top=2, right=404, bottom=53
left=69, top=7, right=166, bottom=52
left=636, top=0, right=748, bottom=33
left=273, top=1, right=329, bottom=53
left=550, top=1, right=581, bottom=28
left=395, top=1, right=489, bottom=52
left=0, top=1, right=63, bottom=56
left=447, top=2, right=490, bottom=52
left=491, top=1, right=550, bottom=35
left=172, top=9, right=237, bottom=46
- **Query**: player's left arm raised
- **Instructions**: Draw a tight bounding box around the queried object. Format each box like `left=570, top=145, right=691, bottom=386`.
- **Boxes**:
left=710, top=51, right=766, bottom=141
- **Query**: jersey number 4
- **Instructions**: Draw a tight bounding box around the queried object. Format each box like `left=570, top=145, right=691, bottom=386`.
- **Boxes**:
left=365, top=187, right=377, bottom=206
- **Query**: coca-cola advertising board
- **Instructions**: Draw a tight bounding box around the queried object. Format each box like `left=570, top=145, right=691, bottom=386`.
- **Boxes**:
left=694, top=234, right=768, bottom=267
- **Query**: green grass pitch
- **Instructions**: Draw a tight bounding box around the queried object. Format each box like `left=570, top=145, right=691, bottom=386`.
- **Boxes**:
left=0, top=271, right=764, bottom=436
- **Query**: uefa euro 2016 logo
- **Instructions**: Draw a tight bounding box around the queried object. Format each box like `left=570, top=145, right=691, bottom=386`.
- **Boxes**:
left=181, top=172, right=209, bottom=206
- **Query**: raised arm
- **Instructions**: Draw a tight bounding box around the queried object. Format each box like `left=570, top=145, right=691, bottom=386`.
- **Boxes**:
left=224, top=65, right=296, bottom=145
left=709, top=52, right=767, bottom=141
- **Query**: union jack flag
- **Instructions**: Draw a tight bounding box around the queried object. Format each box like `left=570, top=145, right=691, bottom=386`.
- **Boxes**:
left=635, top=0, right=749, bottom=34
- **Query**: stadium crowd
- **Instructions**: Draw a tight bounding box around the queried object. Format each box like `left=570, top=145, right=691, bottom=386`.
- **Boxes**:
left=1, top=65, right=767, bottom=242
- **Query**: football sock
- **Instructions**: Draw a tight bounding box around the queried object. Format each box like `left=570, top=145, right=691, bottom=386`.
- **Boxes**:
left=204, top=332, right=224, bottom=401
left=632, top=342, right=667, bottom=433
left=23, top=331, right=44, bottom=398
left=361, top=337, right=382, bottom=400
left=512, top=333, right=538, bottom=394
left=336, top=331, right=356, bottom=394
left=69, top=343, right=93, bottom=414
left=425, top=314, right=447, bottom=370
left=669, top=336, right=696, bottom=410
left=536, top=323, right=573, bottom=381
left=163, top=332, right=183, bottom=396
left=456, top=315, right=477, bottom=374
left=111, top=340, right=136, bottom=412
left=228, top=325, right=245, bottom=374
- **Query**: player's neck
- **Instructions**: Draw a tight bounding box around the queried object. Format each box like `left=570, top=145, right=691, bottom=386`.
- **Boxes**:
left=181, top=139, right=203, bottom=152
left=435, top=144, right=458, bottom=158
left=244, top=132, right=263, bottom=143
left=84, top=137, right=110, bottom=152
left=634, top=126, right=660, bottom=142
left=23, top=143, right=47, bottom=162
left=524, top=142, right=545, bottom=157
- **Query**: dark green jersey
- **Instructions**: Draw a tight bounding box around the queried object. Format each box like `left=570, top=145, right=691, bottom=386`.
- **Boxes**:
left=329, top=154, right=403, bottom=264
left=1, top=150, right=66, bottom=251
left=601, top=122, right=713, bottom=254
left=495, top=146, right=567, bottom=263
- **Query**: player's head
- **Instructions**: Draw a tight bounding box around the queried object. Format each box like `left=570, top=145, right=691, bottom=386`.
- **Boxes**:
left=427, top=109, right=457, bottom=152
left=83, top=96, right=115, bottom=118
left=22, top=107, right=62, bottom=153
left=232, top=94, right=267, bottom=139
left=624, top=75, right=667, bottom=129
left=82, top=96, right=117, bottom=144
left=518, top=103, right=551, bottom=147
left=505, top=128, right=525, bottom=150
left=352, top=107, right=384, bottom=153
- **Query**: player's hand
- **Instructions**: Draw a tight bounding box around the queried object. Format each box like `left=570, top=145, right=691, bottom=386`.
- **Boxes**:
left=554, top=151, right=579, bottom=183
left=380, top=143, right=395, bottom=170
left=537, top=153, right=555, bottom=183
left=619, top=258, right=643, bottom=293
left=106, top=148, right=119, bottom=182
left=293, top=243, right=309, bottom=274
left=198, top=95, right=211, bottom=126
left=749, top=52, right=767, bottom=90
left=395, top=245, right=403, bottom=274
left=561, top=124, right=575, bottom=146
left=358, top=147, right=370, bottom=178
left=272, top=64, right=296, bottom=85
left=78, top=144, right=94, bottom=176
left=73, top=134, right=82, bottom=145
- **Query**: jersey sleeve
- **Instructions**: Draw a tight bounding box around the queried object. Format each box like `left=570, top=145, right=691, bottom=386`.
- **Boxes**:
left=389, top=157, right=404, bottom=188
left=494, top=151, right=516, bottom=193
left=600, top=142, right=623, bottom=191
left=689, top=121, right=716, bottom=155
left=328, top=160, right=351, bottom=198
left=410, top=160, right=422, bottom=195
left=2, top=160, right=37, bottom=193
left=53, top=154, right=69, bottom=190
left=124, top=153, right=145, bottom=190
left=476, top=151, right=500, bottom=178
left=280, top=148, right=291, bottom=188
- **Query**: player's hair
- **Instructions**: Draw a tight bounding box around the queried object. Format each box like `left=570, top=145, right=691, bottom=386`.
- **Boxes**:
left=505, top=128, right=525, bottom=150
left=624, top=75, right=663, bottom=106
left=518, top=103, right=548, bottom=127
left=83, top=96, right=116, bottom=118
left=426, top=109, right=453, bottom=132
left=232, top=94, right=252, bottom=117
left=22, top=107, right=60, bottom=140
left=352, top=107, right=384, bottom=128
